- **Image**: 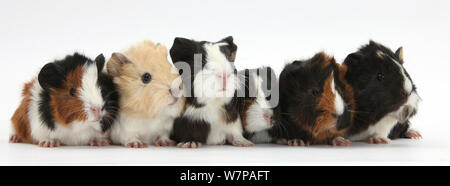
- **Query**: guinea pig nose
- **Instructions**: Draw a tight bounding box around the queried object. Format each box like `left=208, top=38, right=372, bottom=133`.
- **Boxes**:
left=91, top=107, right=101, bottom=116
left=169, top=87, right=181, bottom=98
left=264, top=113, right=273, bottom=125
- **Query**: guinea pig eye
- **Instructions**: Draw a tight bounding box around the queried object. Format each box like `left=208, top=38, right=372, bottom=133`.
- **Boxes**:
left=311, top=89, right=320, bottom=96
left=178, top=69, right=183, bottom=75
left=69, top=88, right=76, bottom=97
left=142, top=73, right=152, bottom=84
left=376, top=73, right=385, bottom=81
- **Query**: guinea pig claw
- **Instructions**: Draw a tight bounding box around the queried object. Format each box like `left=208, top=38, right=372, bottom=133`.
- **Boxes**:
left=38, top=140, right=60, bottom=148
left=9, top=135, right=20, bottom=143
left=331, top=137, right=352, bottom=147
left=126, top=141, right=148, bottom=148
left=287, top=139, right=308, bottom=147
left=177, top=142, right=202, bottom=148
left=155, top=139, right=175, bottom=147
left=368, top=137, right=390, bottom=144
left=405, top=129, right=422, bottom=139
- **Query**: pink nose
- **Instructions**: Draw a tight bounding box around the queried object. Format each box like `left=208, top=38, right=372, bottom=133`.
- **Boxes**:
left=169, top=87, right=181, bottom=98
left=217, top=72, right=230, bottom=91
left=264, top=113, right=273, bottom=126
left=90, top=107, right=102, bottom=121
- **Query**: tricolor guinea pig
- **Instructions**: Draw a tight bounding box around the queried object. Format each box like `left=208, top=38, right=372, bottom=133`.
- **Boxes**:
left=107, top=41, right=184, bottom=148
left=342, top=41, right=421, bottom=144
left=274, top=52, right=353, bottom=146
left=236, top=67, right=279, bottom=143
left=9, top=53, right=119, bottom=147
left=170, top=36, right=253, bottom=148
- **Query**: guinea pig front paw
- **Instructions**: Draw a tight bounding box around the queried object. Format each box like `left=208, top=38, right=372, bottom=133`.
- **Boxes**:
left=38, top=139, right=61, bottom=148
left=215, top=140, right=226, bottom=145
left=154, top=138, right=175, bottom=147
left=330, top=137, right=352, bottom=147
left=177, top=142, right=202, bottom=148
left=231, top=139, right=254, bottom=147
left=90, top=139, right=110, bottom=146
left=9, top=135, right=21, bottom=143
left=405, top=129, right=422, bottom=139
left=125, top=141, right=148, bottom=148
left=287, top=139, right=310, bottom=147
left=368, top=137, right=390, bottom=144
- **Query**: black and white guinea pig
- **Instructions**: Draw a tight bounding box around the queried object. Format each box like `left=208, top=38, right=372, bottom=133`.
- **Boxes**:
left=342, top=41, right=421, bottom=144
left=169, top=36, right=253, bottom=148
left=272, top=52, right=353, bottom=146
left=9, top=53, right=119, bottom=147
left=236, top=66, right=279, bottom=143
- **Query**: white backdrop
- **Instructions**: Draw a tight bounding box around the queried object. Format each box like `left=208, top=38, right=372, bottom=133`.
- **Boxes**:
left=1, top=0, right=449, bottom=165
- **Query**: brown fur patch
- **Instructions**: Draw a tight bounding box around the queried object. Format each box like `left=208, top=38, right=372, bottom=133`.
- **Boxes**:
left=240, top=98, right=257, bottom=128
left=50, top=66, right=87, bottom=125
left=107, top=41, right=184, bottom=118
left=337, top=64, right=356, bottom=123
left=10, top=79, right=35, bottom=143
left=312, top=75, right=337, bottom=137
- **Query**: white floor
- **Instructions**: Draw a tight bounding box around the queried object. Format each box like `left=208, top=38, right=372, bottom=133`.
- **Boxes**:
left=1, top=122, right=449, bottom=166
left=1, top=0, right=450, bottom=165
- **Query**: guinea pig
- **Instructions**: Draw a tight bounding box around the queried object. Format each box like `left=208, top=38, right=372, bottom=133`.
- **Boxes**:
left=169, top=36, right=253, bottom=148
left=9, top=53, right=119, bottom=147
left=236, top=66, right=279, bottom=143
left=273, top=52, right=353, bottom=146
left=107, top=41, right=184, bottom=148
left=342, top=41, right=421, bottom=144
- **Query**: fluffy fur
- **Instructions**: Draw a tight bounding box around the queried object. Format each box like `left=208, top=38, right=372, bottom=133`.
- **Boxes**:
left=342, top=41, right=421, bottom=144
left=271, top=52, right=352, bottom=146
left=10, top=53, right=119, bottom=147
left=107, top=41, right=185, bottom=148
left=170, top=36, right=253, bottom=148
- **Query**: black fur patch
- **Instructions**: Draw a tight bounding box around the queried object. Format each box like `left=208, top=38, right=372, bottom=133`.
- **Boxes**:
left=171, top=116, right=211, bottom=143
left=388, top=121, right=410, bottom=139
left=98, top=73, right=119, bottom=132
left=38, top=89, right=55, bottom=130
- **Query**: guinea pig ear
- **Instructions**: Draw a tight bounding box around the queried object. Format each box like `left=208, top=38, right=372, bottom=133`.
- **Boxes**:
left=220, top=36, right=238, bottom=62
left=344, top=52, right=363, bottom=65
left=395, top=47, right=404, bottom=63
left=107, top=52, right=132, bottom=77
left=95, top=53, right=105, bottom=73
left=38, top=63, right=64, bottom=90
left=170, top=37, right=197, bottom=63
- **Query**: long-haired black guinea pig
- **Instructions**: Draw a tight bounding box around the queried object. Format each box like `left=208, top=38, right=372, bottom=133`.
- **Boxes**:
left=9, top=53, right=119, bottom=147
left=273, top=52, right=353, bottom=146
left=236, top=66, right=279, bottom=143
left=170, top=36, right=254, bottom=148
left=342, top=41, right=421, bottom=144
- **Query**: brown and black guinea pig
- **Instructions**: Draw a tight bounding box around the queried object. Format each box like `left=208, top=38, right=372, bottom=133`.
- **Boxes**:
left=342, top=41, right=421, bottom=144
left=274, top=52, right=353, bottom=146
left=9, top=53, right=119, bottom=147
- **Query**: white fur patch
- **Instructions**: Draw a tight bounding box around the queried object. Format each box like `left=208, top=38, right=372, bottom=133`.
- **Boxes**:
left=79, top=63, right=104, bottom=122
left=331, top=78, right=345, bottom=116
left=110, top=98, right=183, bottom=145
left=193, top=43, right=238, bottom=103
left=244, top=74, right=273, bottom=133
